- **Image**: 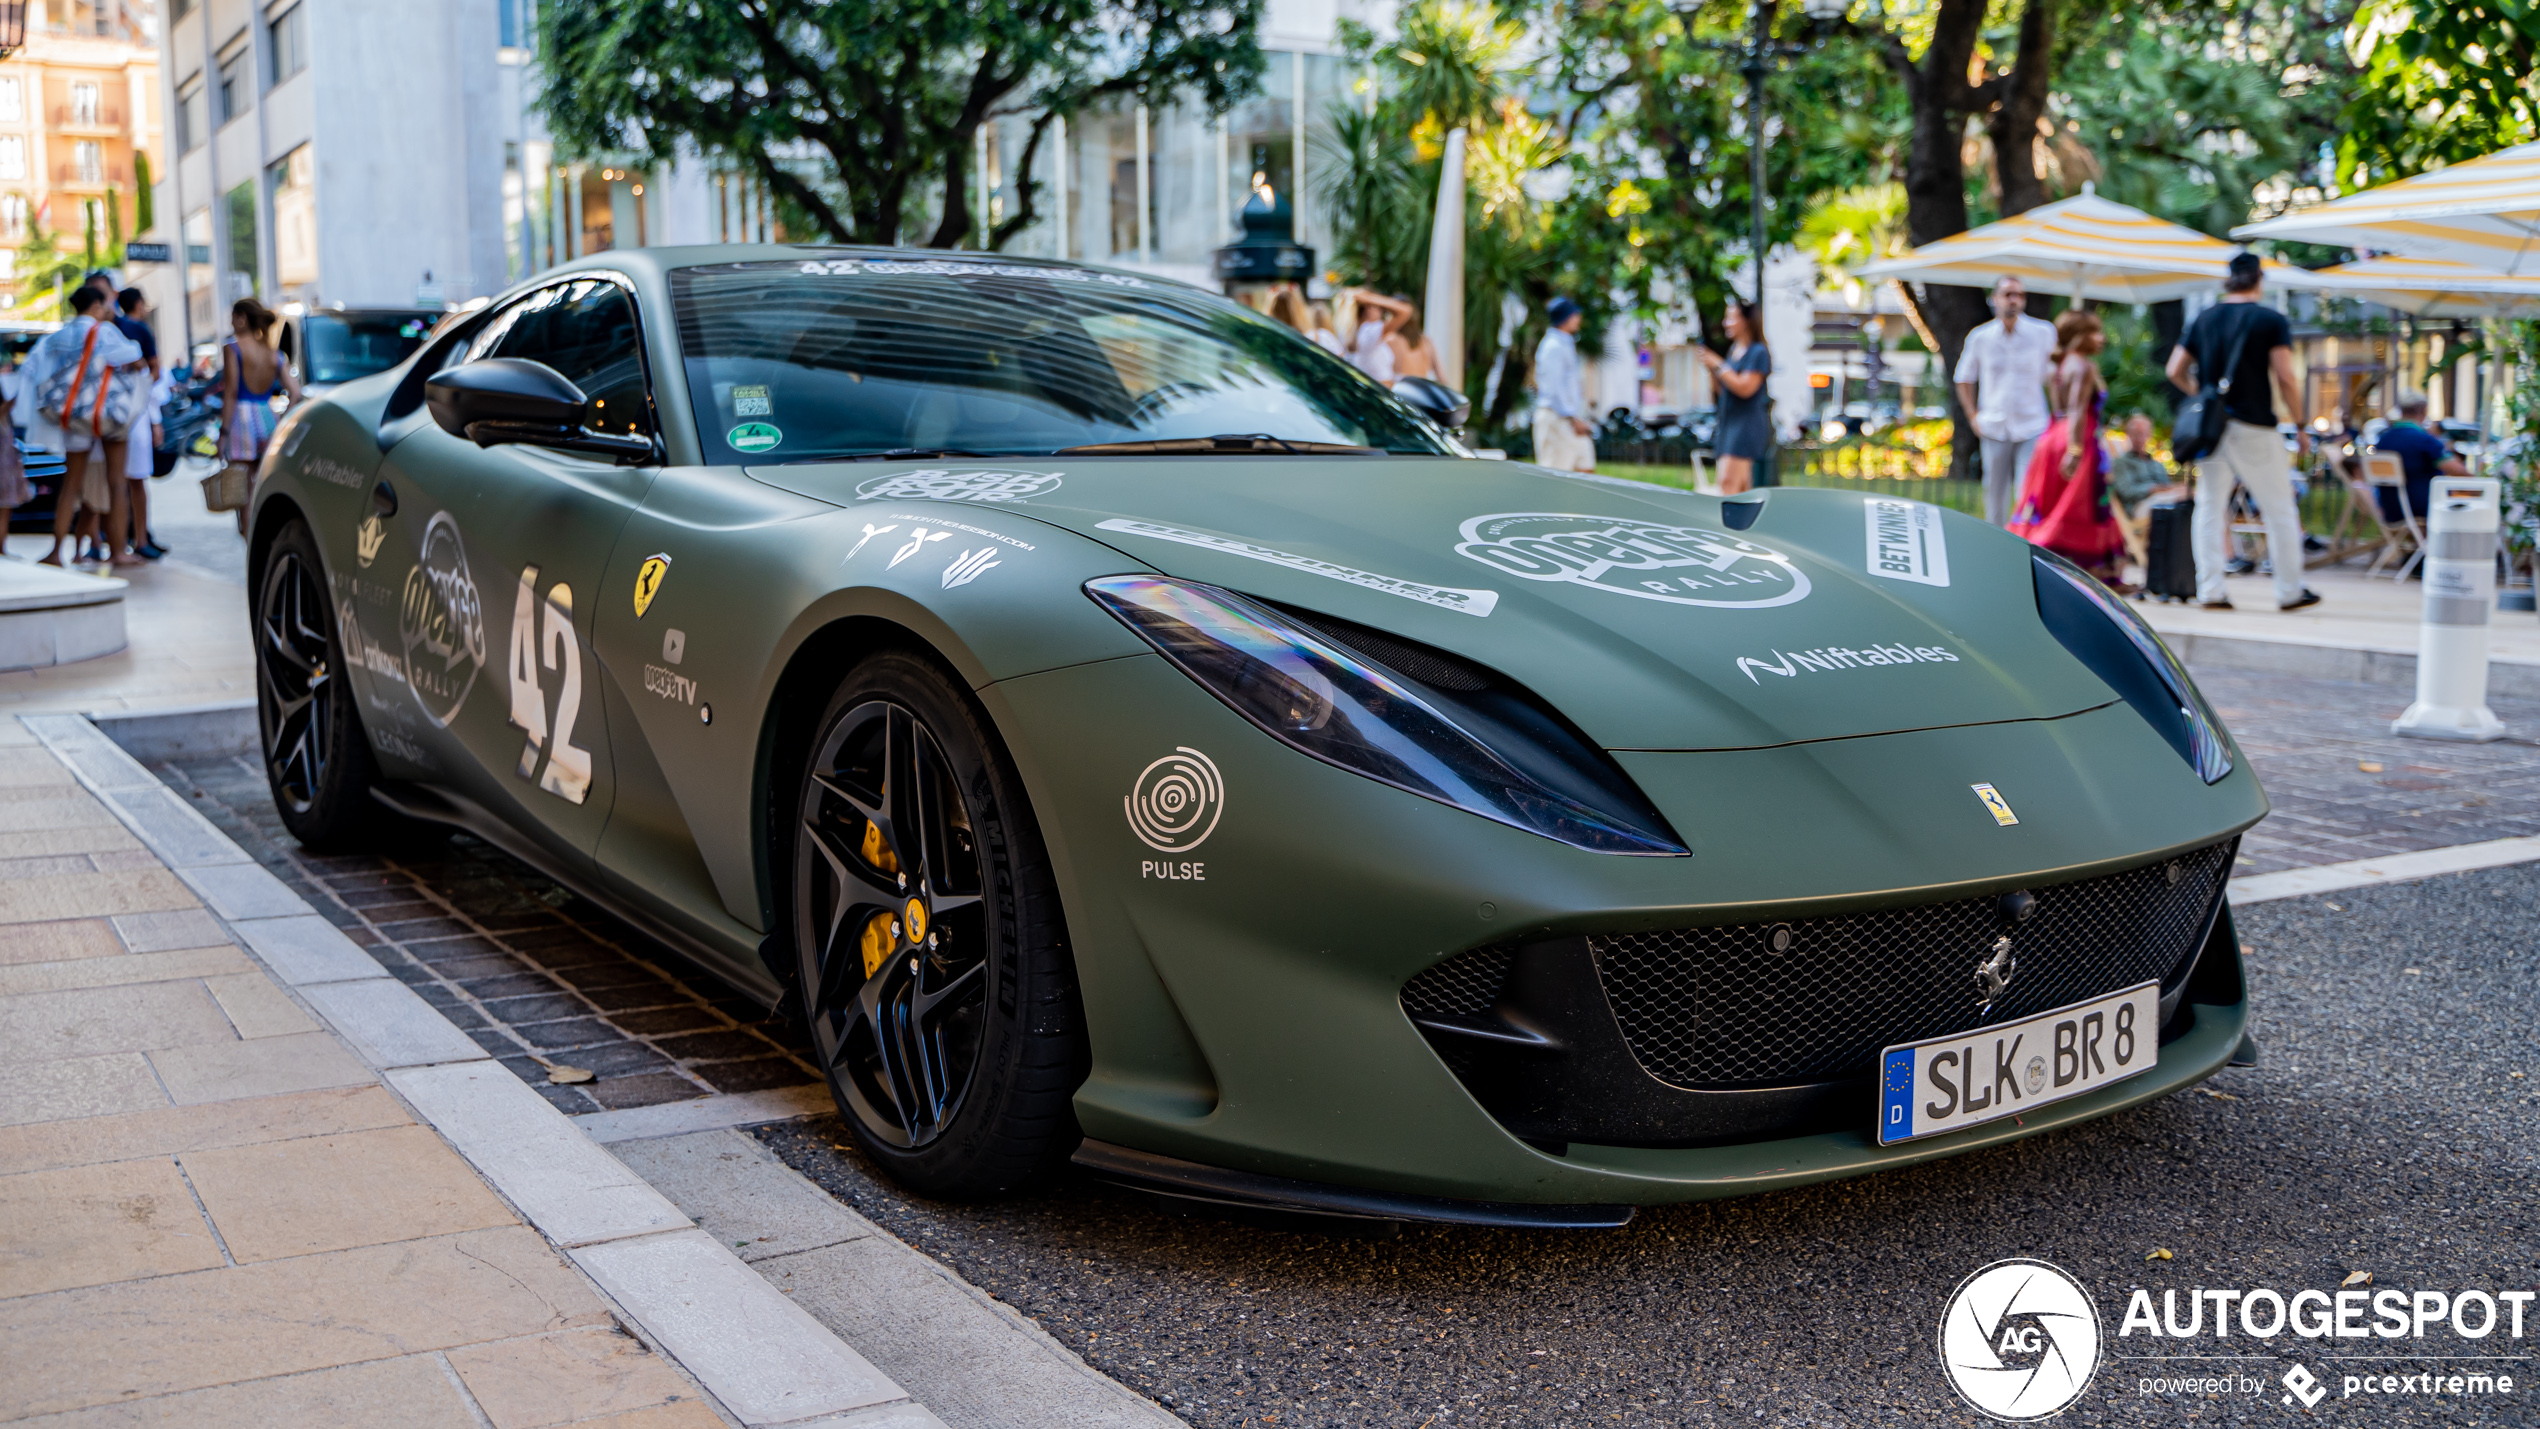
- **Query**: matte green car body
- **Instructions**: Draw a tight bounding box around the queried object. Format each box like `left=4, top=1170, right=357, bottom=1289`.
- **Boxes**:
left=250, top=246, right=2264, bottom=1209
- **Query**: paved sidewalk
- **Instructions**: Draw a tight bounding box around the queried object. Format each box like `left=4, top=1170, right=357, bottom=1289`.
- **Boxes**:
left=0, top=720, right=728, bottom=1427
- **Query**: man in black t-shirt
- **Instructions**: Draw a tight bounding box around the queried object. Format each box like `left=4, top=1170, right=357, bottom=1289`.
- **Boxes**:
left=2165, top=253, right=2318, bottom=611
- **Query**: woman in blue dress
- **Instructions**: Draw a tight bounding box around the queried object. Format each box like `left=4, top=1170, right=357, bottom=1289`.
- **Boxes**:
left=1699, top=299, right=1772, bottom=493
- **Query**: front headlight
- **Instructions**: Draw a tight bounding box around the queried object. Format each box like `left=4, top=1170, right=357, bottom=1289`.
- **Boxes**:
left=1087, top=575, right=1689, bottom=855
left=2031, top=551, right=2232, bottom=784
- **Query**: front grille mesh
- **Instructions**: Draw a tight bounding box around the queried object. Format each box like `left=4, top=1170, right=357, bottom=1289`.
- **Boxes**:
left=1591, top=841, right=2233, bottom=1087
left=1400, top=945, right=1513, bottom=1022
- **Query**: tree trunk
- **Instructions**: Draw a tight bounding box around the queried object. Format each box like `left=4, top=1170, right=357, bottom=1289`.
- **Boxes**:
left=1987, top=0, right=2055, bottom=220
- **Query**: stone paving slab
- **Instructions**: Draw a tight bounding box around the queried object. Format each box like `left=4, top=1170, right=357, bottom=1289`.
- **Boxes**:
left=2191, top=666, right=2540, bottom=874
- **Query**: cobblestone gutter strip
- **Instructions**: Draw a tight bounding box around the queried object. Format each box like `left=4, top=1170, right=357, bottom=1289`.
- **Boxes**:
left=25, top=713, right=938, bottom=1429
left=144, top=749, right=822, bottom=1116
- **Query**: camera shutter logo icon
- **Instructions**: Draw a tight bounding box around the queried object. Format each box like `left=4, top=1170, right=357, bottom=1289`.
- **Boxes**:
left=1937, top=1258, right=2103, bottom=1420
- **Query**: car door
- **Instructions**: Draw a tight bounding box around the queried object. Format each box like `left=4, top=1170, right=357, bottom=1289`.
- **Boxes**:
left=369, top=274, right=664, bottom=868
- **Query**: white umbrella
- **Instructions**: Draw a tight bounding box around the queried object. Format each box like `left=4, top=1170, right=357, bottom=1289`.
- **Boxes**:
left=1858, top=187, right=2326, bottom=302
left=2305, top=254, right=2540, bottom=319
left=1422, top=128, right=1468, bottom=391
left=2234, top=142, right=2540, bottom=271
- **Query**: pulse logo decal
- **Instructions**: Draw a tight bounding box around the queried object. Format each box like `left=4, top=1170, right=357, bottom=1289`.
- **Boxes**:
left=942, top=548, right=1000, bottom=588
left=1938, top=1259, right=2102, bottom=1420
left=1125, top=747, right=1223, bottom=854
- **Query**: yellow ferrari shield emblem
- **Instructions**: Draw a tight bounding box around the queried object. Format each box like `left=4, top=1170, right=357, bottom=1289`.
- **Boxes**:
left=1970, top=783, right=2020, bottom=827
left=632, top=554, right=672, bottom=617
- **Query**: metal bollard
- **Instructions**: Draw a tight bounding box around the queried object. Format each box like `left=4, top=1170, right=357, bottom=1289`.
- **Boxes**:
left=2394, top=476, right=2507, bottom=742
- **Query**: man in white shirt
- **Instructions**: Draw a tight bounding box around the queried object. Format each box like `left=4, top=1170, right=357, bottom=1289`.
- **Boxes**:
left=1951, top=276, right=2057, bottom=527
left=1530, top=297, right=1593, bottom=472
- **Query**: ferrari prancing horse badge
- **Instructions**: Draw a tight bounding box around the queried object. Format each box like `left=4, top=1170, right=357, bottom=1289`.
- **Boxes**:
left=633, top=554, right=672, bottom=617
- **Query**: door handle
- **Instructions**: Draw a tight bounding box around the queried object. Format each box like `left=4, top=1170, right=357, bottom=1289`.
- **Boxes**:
left=371, top=479, right=398, bottom=518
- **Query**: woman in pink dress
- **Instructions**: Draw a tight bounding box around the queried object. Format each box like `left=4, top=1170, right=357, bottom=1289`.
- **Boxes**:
left=2008, top=309, right=2127, bottom=583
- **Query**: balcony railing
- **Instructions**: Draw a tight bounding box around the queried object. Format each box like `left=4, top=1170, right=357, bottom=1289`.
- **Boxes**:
left=56, top=162, right=125, bottom=188
left=52, top=104, right=124, bottom=129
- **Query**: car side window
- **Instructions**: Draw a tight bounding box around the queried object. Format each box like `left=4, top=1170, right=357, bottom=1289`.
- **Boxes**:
left=467, top=278, right=656, bottom=442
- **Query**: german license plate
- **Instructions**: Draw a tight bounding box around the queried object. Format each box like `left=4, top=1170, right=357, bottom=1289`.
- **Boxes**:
left=1876, top=981, right=2160, bottom=1145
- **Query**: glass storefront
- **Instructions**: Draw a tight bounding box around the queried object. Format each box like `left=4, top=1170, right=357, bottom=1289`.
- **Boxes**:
left=269, top=144, right=317, bottom=302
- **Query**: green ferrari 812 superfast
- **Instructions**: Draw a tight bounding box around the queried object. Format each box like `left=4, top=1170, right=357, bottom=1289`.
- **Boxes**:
left=247, top=247, right=2263, bottom=1227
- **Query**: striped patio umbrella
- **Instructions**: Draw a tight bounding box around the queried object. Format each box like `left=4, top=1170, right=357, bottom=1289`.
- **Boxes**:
left=2305, top=254, right=2540, bottom=318
left=1857, top=187, right=2324, bottom=302
left=2234, top=142, right=2540, bottom=272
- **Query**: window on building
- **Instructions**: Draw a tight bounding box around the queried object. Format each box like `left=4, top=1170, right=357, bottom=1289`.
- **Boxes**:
left=172, top=0, right=196, bottom=19
left=225, top=179, right=259, bottom=296
left=266, top=4, right=306, bottom=87
left=0, top=79, right=20, bottom=122
left=0, top=195, right=25, bottom=239
left=217, top=44, right=249, bottom=123
left=498, top=0, right=521, bottom=48
left=269, top=144, right=316, bottom=295
left=70, top=82, right=100, bottom=125
left=74, top=141, right=103, bottom=185
left=176, top=81, right=205, bottom=151
left=186, top=207, right=215, bottom=330
left=0, top=138, right=23, bottom=183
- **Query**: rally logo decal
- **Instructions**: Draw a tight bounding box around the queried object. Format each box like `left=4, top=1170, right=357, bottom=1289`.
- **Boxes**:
left=854, top=468, right=1062, bottom=504
left=1453, top=512, right=1809, bottom=608
left=396, top=511, right=487, bottom=729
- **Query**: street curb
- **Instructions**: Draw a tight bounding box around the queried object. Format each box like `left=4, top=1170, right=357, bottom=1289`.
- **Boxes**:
left=24, top=712, right=944, bottom=1429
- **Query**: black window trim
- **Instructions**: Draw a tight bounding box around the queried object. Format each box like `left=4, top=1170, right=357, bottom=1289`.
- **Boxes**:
left=389, top=268, right=665, bottom=466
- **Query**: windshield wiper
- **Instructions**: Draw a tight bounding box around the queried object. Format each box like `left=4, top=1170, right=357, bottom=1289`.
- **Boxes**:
left=1055, top=434, right=1383, bottom=456
left=828, top=447, right=1005, bottom=462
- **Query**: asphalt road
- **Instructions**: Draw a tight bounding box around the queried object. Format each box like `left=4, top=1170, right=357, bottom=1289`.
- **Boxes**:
left=759, top=865, right=2540, bottom=1428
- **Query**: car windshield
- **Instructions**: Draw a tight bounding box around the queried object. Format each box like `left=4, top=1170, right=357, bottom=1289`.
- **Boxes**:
left=668, top=256, right=1457, bottom=464
left=305, top=312, right=438, bottom=385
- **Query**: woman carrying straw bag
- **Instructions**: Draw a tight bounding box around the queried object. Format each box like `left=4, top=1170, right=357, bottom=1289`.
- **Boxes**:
left=208, top=297, right=300, bottom=533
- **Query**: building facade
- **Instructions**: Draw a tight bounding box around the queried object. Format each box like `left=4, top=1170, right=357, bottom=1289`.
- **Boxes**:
left=0, top=0, right=164, bottom=319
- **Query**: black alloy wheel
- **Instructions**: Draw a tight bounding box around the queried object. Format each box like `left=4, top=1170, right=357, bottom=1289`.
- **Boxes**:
left=793, top=650, right=1083, bottom=1196
left=254, top=518, right=386, bottom=849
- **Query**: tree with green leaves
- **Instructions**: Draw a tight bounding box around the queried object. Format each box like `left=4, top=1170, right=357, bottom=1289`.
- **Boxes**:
left=537, top=0, right=1265, bottom=249
left=2341, top=0, right=2537, bottom=183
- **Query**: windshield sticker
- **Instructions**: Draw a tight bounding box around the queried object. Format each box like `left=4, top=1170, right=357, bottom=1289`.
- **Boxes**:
left=1735, top=642, right=1962, bottom=683
left=731, top=385, right=772, bottom=416
left=1096, top=518, right=1500, bottom=617
left=1865, top=498, right=1951, bottom=587
left=397, top=510, right=487, bottom=729
left=942, top=549, right=1001, bottom=588
left=728, top=422, right=782, bottom=453
left=1454, top=513, right=1810, bottom=609
left=797, top=258, right=1147, bottom=288
left=854, top=469, right=1062, bottom=504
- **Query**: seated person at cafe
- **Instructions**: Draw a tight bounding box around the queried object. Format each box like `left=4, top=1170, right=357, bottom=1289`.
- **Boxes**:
left=2372, top=393, right=2467, bottom=524
left=2108, top=411, right=2184, bottom=515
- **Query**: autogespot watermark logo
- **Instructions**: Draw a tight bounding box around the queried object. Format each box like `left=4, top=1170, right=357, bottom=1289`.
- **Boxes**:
left=1939, top=1259, right=2104, bottom=1420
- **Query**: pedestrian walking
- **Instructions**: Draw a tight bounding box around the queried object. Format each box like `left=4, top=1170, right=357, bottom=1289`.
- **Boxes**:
left=1531, top=296, right=1595, bottom=473
left=1699, top=298, right=1772, bottom=494
left=1952, top=275, right=2057, bottom=526
left=213, top=297, right=299, bottom=535
left=2369, top=393, right=2466, bottom=526
left=2008, top=309, right=2125, bottom=581
left=2165, top=252, right=2319, bottom=611
left=116, top=287, right=166, bottom=560
left=17, top=285, right=144, bottom=567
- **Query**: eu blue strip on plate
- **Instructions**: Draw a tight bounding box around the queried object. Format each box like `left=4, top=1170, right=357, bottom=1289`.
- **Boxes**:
left=1880, top=1046, right=1917, bottom=1143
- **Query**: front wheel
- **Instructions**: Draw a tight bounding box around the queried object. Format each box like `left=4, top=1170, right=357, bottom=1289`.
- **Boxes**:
left=254, top=517, right=385, bottom=849
left=792, top=649, right=1086, bottom=1197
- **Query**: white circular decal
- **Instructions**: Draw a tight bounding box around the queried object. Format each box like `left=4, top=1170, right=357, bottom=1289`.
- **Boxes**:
left=853, top=468, right=1062, bottom=504
left=397, top=510, right=487, bottom=729
left=1938, top=1259, right=2102, bottom=1421
left=1125, top=747, right=1223, bottom=854
left=1453, top=511, right=1810, bottom=608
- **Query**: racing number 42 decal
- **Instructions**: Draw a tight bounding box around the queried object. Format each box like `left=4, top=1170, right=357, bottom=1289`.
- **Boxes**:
left=506, top=565, right=594, bottom=805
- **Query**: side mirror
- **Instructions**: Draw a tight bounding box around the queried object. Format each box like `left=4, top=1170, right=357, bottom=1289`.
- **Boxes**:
left=426, top=358, right=654, bottom=462
left=1393, top=375, right=1471, bottom=430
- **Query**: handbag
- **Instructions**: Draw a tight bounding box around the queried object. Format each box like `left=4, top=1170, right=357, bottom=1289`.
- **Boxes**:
left=32, top=321, right=144, bottom=443
left=2172, top=310, right=2254, bottom=464
left=200, top=462, right=252, bottom=512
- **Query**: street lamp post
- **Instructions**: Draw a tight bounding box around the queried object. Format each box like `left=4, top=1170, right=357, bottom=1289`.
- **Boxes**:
left=1690, top=0, right=1848, bottom=303
left=0, top=2, right=25, bottom=61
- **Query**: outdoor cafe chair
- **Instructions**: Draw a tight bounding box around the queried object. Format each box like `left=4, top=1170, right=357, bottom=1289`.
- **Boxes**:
left=2359, top=449, right=2425, bottom=580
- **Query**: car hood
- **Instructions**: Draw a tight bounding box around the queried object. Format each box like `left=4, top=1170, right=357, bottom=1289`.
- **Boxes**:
left=749, top=456, right=2118, bottom=751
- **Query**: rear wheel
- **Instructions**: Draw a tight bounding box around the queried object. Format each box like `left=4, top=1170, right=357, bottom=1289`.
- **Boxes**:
left=792, top=649, right=1084, bottom=1197
left=254, top=518, right=385, bottom=849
